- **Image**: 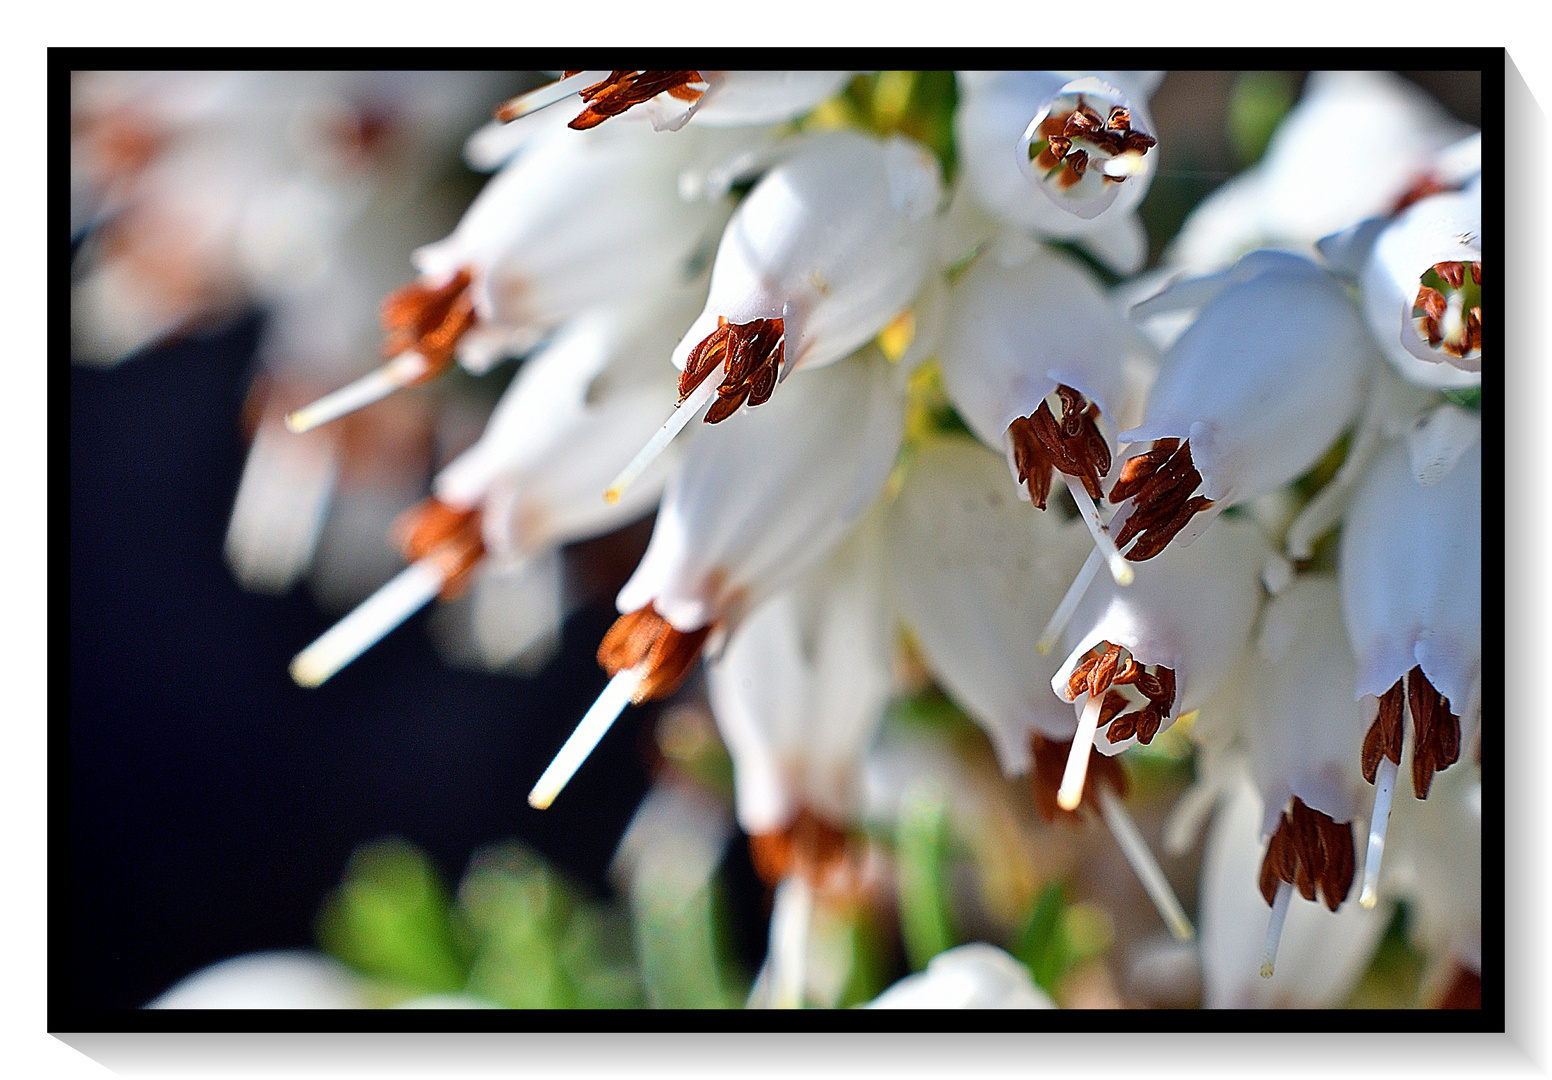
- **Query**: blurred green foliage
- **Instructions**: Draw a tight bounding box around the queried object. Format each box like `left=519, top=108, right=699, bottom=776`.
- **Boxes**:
left=1228, top=72, right=1299, bottom=167
left=1011, top=880, right=1114, bottom=996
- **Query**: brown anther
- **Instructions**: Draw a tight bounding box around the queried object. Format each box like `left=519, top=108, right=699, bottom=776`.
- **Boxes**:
left=1004, top=386, right=1111, bottom=508
left=1104, top=659, right=1175, bottom=746
left=679, top=317, right=785, bottom=425
left=1059, top=149, right=1089, bottom=189
left=1414, top=285, right=1448, bottom=322
left=1389, top=175, right=1451, bottom=214
left=1434, top=261, right=1466, bottom=290
left=1258, top=798, right=1355, bottom=912
left=1421, top=316, right=1444, bottom=347
left=1066, top=651, right=1101, bottom=701
left=748, top=808, right=851, bottom=888
left=1088, top=641, right=1123, bottom=698
left=1029, top=733, right=1129, bottom=825
left=1063, top=100, right=1106, bottom=138
left=1361, top=679, right=1406, bottom=783
left=380, top=267, right=477, bottom=376
left=1469, top=261, right=1481, bottom=285
left=1105, top=106, right=1130, bottom=131
left=1109, top=439, right=1214, bottom=563
left=1406, top=665, right=1460, bottom=799
left=567, top=70, right=706, bottom=130
left=1107, top=438, right=1179, bottom=503
left=1466, top=307, right=1482, bottom=353
left=597, top=603, right=712, bottom=703
left=1047, top=135, right=1073, bottom=161
left=393, top=498, right=485, bottom=599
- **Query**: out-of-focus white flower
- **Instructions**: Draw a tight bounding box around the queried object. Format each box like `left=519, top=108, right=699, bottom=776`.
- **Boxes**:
left=1381, top=761, right=1481, bottom=975
left=886, top=437, right=1093, bottom=774
left=147, top=951, right=370, bottom=1009
left=1359, top=186, right=1482, bottom=388
left=706, top=514, right=893, bottom=836
left=1119, top=251, right=1374, bottom=562
left=1197, top=770, right=1390, bottom=1008
left=937, top=236, right=1154, bottom=514
left=865, top=943, right=1055, bottom=1009
left=1167, top=70, right=1472, bottom=274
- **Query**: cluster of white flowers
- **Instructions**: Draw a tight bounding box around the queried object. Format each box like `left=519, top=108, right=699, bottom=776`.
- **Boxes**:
left=79, top=69, right=1483, bottom=1011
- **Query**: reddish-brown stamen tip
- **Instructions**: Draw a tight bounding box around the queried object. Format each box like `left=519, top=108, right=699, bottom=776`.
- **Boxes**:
left=679, top=316, right=785, bottom=424
left=1258, top=798, right=1355, bottom=912
left=380, top=268, right=477, bottom=377
left=393, top=498, right=485, bottom=599
left=748, top=809, right=851, bottom=888
left=1005, top=386, right=1112, bottom=509
left=597, top=603, right=712, bottom=703
left=568, top=70, right=707, bottom=130
left=1108, top=439, right=1213, bottom=563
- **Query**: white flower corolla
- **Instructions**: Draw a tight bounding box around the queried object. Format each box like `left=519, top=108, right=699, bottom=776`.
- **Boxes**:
left=1245, top=577, right=1368, bottom=838
left=1380, top=762, right=1481, bottom=973
left=494, top=70, right=855, bottom=135
left=667, top=130, right=940, bottom=403
left=1359, top=186, right=1482, bottom=388
left=146, top=951, right=370, bottom=1009
left=954, top=70, right=1159, bottom=270
left=1340, top=433, right=1481, bottom=785
left=1051, top=514, right=1267, bottom=767
left=1167, top=70, right=1473, bottom=275
left=935, top=233, right=1155, bottom=579
left=528, top=348, right=905, bottom=811
left=885, top=437, right=1093, bottom=774
left=434, top=288, right=704, bottom=563
left=866, top=943, right=1055, bottom=1009
left=618, top=347, right=905, bottom=634
left=1118, top=251, right=1375, bottom=563
left=415, top=122, right=734, bottom=356
left=1198, top=770, right=1390, bottom=1008
left=706, top=515, right=893, bottom=836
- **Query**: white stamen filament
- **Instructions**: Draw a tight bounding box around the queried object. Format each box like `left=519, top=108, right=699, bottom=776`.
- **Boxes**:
left=527, top=666, right=644, bottom=810
left=1037, top=546, right=1103, bottom=655
left=1261, top=880, right=1294, bottom=978
left=1441, top=290, right=1467, bottom=347
left=289, top=558, right=445, bottom=687
left=1096, top=784, right=1195, bottom=942
left=1062, top=474, right=1133, bottom=587
left=1056, top=692, right=1106, bottom=812
left=1359, top=754, right=1399, bottom=909
left=768, top=874, right=813, bottom=1010
left=1100, top=152, right=1148, bottom=179
left=498, top=70, right=611, bottom=121
left=604, top=372, right=719, bottom=504
left=285, top=351, right=432, bottom=434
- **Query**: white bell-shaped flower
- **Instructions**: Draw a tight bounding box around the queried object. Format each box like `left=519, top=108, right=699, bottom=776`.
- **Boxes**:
left=885, top=437, right=1093, bottom=774
left=619, top=347, right=905, bottom=634
left=865, top=943, right=1055, bottom=1009
left=1197, top=769, right=1390, bottom=1008
left=706, top=514, right=893, bottom=836
left=1051, top=514, right=1267, bottom=779
left=937, top=236, right=1153, bottom=508
left=669, top=129, right=940, bottom=390
left=1359, top=186, right=1482, bottom=388
left=528, top=348, right=904, bottom=812
left=1340, top=432, right=1481, bottom=776
left=955, top=70, right=1159, bottom=269
left=1245, top=577, right=1369, bottom=837
left=1118, top=251, right=1374, bottom=562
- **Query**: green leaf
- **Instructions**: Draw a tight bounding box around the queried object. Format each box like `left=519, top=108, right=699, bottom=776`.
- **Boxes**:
left=895, top=781, right=957, bottom=971
left=1442, top=387, right=1482, bottom=411
left=315, top=838, right=467, bottom=994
